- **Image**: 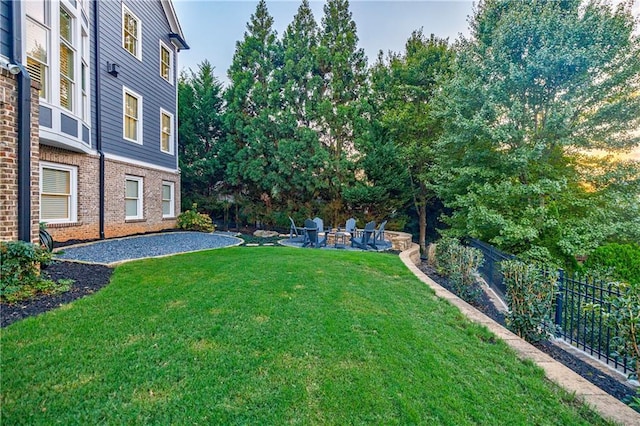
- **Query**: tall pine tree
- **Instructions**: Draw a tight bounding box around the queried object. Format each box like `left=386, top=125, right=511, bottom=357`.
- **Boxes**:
left=225, top=0, right=283, bottom=224
left=316, top=0, right=367, bottom=223
left=178, top=61, right=227, bottom=212
left=272, top=0, right=326, bottom=217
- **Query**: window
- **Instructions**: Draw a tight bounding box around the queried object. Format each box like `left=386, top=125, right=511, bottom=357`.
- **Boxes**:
left=123, top=87, right=142, bottom=143
left=40, top=162, right=77, bottom=223
left=162, top=182, right=175, bottom=218
left=125, top=176, right=143, bottom=220
left=159, top=42, right=173, bottom=83
left=26, top=0, right=49, bottom=100
left=59, top=6, right=75, bottom=111
left=160, top=109, right=174, bottom=153
left=122, top=5, right=141, bottom=60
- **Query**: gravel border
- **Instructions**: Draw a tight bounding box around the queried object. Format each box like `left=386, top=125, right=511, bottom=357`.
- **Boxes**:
left=53, top=231, right=243, bottom=265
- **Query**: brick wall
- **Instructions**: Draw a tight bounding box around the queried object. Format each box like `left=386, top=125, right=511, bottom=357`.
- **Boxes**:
left=40, top=146, right=101, bottom=242
left=0, top=68, right=39, bottom=243
left=42, top=150, right=181, bottom=242
left=103, top=157, right=180, bottom=239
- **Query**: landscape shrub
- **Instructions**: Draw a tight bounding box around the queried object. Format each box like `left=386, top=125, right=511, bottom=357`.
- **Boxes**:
left=583, top=243, right=640, bottom=285
left=434, top=238, right=484, bottom=303
left=502, top=260, right=557, bottom=343
left=176, top=204, right=215, bottom=233
left=0, top=241, right=70, bottom=303
left=585, top=280, right=640, bottom=411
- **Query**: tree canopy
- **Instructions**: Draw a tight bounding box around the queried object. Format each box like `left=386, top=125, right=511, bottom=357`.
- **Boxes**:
left=178, top=0, right=640, bottom=263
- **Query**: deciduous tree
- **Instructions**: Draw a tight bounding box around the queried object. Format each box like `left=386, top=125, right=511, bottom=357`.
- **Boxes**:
left=434, top=0, right=640, bottom=260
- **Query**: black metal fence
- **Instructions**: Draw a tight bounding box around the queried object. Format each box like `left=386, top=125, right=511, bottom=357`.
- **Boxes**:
left=466, top=238, right=514, bottom=300
left=554, top=273, right=631, bottom=374
left=467, top=238, right=632, bottom=376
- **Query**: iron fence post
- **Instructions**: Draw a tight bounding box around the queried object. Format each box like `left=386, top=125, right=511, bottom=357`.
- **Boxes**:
left=554, top=269, right=565, bottom=336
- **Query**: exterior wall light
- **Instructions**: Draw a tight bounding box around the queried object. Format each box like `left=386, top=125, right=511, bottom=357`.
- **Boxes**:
left=0, top=57, right=21, bottom=75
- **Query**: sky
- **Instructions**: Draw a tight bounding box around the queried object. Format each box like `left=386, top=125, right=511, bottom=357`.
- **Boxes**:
left=172, top=0, right=475, bottom=83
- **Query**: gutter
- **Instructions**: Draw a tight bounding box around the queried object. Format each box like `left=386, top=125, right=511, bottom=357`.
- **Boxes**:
left=93, top=0, right=105, bottom=239
left=12, top=1, right=31, bottom=242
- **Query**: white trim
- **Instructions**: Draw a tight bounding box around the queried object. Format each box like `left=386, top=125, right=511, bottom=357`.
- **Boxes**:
left=122, top=86, right=143, bottom=144
left=125, top=175, right=144, bottom=220
left=159, top=40, right=174, bottom=85
left=39, top=161, right=78, bottom=224
left=121, top=3, right=142, bottom=61
left=160, top=0, right=186, bottom=42
left=104, top=152, right=179, bottom=174
left=159, top=108, right=174, bottom=154
left=162, top=181, right=175, bottom=218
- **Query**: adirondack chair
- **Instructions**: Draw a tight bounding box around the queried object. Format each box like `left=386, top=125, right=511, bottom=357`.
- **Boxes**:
left=302, top=219, right=326, bottom=248
left=351, top=221, right=376, bottom=250
left=369, top=220, right=391, bottom=250
left=345, top=218, right=357, bottom=237
left=313, top=217, right=325, bottom=234
left=289, top=216, right=305, bottom=241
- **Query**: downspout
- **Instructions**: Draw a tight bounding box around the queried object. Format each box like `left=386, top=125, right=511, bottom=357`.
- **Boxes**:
left=93, top=0, right=105, bottom=239
left=13, top=0, right=32, bottom=242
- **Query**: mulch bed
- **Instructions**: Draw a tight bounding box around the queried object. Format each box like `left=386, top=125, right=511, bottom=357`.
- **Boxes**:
left=418, top=263, right=638, bottom=405
left=1, top=254, right=636, bottom=407
left=1, top=262, right=113, bottom=328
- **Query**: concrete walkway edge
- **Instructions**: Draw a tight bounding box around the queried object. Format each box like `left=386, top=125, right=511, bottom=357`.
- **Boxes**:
left=399, top=243, right=640, bottom=425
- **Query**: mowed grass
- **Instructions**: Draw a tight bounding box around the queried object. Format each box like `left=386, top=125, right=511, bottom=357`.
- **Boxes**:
left=1, top=247, right=607, bottom=425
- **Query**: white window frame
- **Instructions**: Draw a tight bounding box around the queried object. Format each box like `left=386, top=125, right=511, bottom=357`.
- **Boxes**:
left=122, top=4, right=142, bottom=60
left=125, top=175, right=144, bottom=220
left=59, top=5, right=75, bottom=112
left=162, top=181, right=175, bottom=218
left=39, top=161, right=78, bottom=224
left=123, top=86, right=143, bottom=144
left=25, top=8, right=50, bottom=101
left=160, top=109, right=174, bottom=154
left=159, top=40, right=174, bottom=84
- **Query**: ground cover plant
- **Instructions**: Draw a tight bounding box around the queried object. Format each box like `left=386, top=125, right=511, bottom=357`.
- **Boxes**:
left=1, top=248, right=609, bottom=424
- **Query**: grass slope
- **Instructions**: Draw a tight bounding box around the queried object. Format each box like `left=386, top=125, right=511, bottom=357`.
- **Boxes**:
left=1, top=247, right=607, bottom=425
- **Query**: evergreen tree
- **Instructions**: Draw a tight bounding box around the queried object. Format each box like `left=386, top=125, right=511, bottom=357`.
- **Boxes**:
left=434, top=0, right=640, bottom=260
left=178, top=61, right=227, bottom=213
left=225, top=0, right=283, bottom=224
left=273, top=0, right=327, bottom=217
left=316, top=0, right=368, bottom=223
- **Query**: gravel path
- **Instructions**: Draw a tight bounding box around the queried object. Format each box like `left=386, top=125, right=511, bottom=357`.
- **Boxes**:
left=54, top=232, right=242, bottom=265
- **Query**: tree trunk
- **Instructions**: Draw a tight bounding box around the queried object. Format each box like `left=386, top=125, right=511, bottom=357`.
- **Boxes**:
left=418, top=201, right=427, bottom=255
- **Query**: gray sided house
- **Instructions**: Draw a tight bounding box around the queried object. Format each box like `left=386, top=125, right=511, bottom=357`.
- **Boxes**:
left=0, top=0, right=188, bottom=244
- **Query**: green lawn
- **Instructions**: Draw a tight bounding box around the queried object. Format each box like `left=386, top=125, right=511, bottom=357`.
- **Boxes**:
left=1, top=247, right=608, bottom=425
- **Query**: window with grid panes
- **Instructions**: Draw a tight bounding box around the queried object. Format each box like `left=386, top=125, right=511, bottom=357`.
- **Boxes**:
left=25, top=0, right=49, bottom=100
left=59, top=6, right=74, bottom=111
left=123, top=6, right=140, bottom=58
left=160, top=110, right=172, bottom=153
left=160, top=43, right=172, bottom=82
left=124, top=88, right=141, bottom=142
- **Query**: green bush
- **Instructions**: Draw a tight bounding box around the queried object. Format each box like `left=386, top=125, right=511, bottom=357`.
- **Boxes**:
left=434, top=238, right=484, bottom=303
left=502, top=260, right=557, bottom=343
left=176, top=204, right=215, bottom=233
left=0, top=240, right=61, bottom=303
left=583, top=243, right=640, bottom=285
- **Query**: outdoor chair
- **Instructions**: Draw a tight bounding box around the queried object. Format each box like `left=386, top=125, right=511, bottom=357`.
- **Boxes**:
left=368, top=220, right=391, bottom=250
left=351, top=221, right=376, bottom=250
left=289, top=216, right=305, bottom=242
left=302, top=219, right=326, bottom=248
left=345, top=218, right=357, bottom=238
left=313, top=217, right=329, bottom=240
